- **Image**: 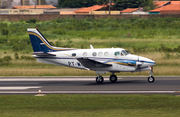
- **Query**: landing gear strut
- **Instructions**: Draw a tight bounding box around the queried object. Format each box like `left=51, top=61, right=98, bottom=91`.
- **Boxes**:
left=96, top=75, right=104, bottom=84
left=148, top=67, right=155, bottom=83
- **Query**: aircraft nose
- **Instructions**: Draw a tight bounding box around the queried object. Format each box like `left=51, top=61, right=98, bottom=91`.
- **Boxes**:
left=139, top=56, right=156, bottom=67
left=150, top=59, right=156, bottom=66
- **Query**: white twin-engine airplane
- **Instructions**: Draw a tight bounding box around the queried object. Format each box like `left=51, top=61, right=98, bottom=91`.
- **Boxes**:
left=27, top=28, right=156, bottom=84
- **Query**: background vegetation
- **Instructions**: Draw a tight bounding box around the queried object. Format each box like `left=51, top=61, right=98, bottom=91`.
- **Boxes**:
left=1, top=17, right=180, bottom=52
left=58, top=0, right=155, bottom=11
left=0, top=17, right=180, bottom=76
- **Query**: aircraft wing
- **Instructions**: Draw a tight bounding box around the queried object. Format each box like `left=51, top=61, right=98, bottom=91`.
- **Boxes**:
left=33, top=52, right=56, bottom=56
left=77, top=58, right=112, bottom=68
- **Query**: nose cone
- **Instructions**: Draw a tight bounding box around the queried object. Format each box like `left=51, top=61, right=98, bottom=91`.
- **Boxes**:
left=139, top=56, right=156, bottom=67
left=148, top=59, right=156, bottom=66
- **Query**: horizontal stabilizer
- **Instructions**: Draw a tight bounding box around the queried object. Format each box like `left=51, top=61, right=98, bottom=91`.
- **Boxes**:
left=77, top=58, right=112, bottom=68
left=33, top=52, right=56, bottom=56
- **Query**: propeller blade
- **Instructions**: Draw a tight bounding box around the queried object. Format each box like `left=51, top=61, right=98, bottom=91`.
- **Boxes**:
left=136, top=56, right=142, bottom=68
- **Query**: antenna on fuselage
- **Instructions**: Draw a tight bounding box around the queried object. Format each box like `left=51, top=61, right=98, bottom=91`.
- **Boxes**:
left=90, top=45, right=94, bottom=49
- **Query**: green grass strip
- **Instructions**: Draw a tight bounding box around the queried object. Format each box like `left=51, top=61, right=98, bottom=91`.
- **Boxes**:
left=0, top=94, right=180, bottom=117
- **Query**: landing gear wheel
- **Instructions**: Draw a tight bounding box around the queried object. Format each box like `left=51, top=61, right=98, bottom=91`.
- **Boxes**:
left=148, top=76, right=155, bottom=83
left=96, top=76, right=104, bottom=84
left=110, top=75, right=117, bottom=83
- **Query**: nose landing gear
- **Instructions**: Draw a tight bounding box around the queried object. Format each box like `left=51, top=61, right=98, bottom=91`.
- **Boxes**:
left=148, top=67, right=155, bottom=83
left=148, top=76, right=155, bottom=83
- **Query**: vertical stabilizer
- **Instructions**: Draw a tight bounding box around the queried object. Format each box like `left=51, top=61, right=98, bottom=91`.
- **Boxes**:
left=27, top=28, right=75, bottom=53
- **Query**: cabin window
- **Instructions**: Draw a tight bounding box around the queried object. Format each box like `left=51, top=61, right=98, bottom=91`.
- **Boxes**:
left=114, top=51, right=120, bottom=56
left=83, top=52, right=87, bottom=57
left=98, top=52, right=103, bottom=56
left=72, top=53, right=76, bottom=57
left=104, top=52, right=109, bottom=56
left=92, top=52, right=97, bottom=57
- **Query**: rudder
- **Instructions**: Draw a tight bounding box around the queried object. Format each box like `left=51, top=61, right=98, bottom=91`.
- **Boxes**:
left=27, top=28, right=54, bottom=53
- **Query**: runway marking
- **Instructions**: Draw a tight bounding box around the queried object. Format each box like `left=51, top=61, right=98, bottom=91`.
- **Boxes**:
left=0, top=78, right=122, bottom=81
left=41, top=91, right=176, bottom=94
left=0, top=91, right=178, bottom=94
left=0, top=86, right=41, bottom=90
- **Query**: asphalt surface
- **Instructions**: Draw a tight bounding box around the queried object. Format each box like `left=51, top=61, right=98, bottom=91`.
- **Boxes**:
left=0, top=76, right=180, bottom=95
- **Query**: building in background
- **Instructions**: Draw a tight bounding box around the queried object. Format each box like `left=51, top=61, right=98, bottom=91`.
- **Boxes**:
left=149, top=1, right=180, bottom=14
left=74, top=4, right=115, bottom=14
left=0, top=0, right=58, bottom=9
left=13, top=5, right=56, bottom=9
left=120, top=8, right=148, bottom=15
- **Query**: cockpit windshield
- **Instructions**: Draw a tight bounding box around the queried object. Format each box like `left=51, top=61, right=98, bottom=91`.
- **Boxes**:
left=121, top=50, right=130, bottom=56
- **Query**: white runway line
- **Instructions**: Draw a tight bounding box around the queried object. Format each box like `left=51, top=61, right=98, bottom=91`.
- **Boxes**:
left=41, top=91, right=176, bottom=94
left=0, top=91, right=177, bottom=94
left=0, top=78, right=122, bottom=81
left=0, top=86, right=41, bottom=90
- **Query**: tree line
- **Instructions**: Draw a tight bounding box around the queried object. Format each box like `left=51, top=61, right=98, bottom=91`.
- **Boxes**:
left=58, top=0, right=155, bottom=11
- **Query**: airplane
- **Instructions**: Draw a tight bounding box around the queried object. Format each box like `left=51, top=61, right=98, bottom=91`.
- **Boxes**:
left=27, top=28, right=156, bottom=84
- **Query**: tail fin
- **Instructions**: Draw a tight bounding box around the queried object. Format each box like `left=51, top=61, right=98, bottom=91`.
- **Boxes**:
left=27, top=28, right=74, bottom=53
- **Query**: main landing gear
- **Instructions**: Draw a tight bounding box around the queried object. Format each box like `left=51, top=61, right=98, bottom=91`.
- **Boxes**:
left=109, top=74, right=117, bottom=83
left=148, top=67, right=155, bottom=83
left=96, top=73, right=118, bottom=84
left=96, top=75, right=104, bottom=84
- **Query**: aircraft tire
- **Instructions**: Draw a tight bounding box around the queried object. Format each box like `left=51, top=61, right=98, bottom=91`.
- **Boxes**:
left=110, top=75, right=117, bottom=83
left=96, top=76, right=104, bottom=84
left=148, top=76, right=155, bottom=83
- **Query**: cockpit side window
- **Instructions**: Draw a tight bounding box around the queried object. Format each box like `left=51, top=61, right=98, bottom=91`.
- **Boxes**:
left=114, top=51, right=120, bottom=56
left=121, top=50, right=129, bottom=56
left=125, top=50, right=130, bottom=54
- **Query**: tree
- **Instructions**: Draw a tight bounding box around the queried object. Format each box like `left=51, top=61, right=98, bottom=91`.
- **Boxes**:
left=58, top=0, right=97, bottom=8
left=141, top=0, right=156, bottom=11
left=114, top=0, right=155, bottom=11
left=58, top=0, right=155, bottom=11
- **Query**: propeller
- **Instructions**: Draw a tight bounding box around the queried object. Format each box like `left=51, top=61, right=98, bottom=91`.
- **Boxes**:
left=136, top=56, right=142, bottom=69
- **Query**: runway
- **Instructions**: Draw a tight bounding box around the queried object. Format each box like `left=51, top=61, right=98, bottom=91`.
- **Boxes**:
left=0, top=76, right=180, bottom=95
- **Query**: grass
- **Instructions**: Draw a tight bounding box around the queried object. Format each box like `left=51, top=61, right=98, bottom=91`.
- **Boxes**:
left=0, top=66, right=180, bottom=76
left=0, top=52, right=180, bottom=76
left=0, top=95, right=180, bottom=117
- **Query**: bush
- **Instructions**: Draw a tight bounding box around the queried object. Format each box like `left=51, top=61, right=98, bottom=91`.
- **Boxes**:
left=21, top=55, right=35, bottom=60
left=26, top=19, right=37, bottom=23
left=52, top=29, right=66, bottom=35
left=3, top=55, right=12, bottom=61
left=0, top=37, right=8, bottom=44
left=14, top=53, right=19, bottom=60
left=1, top=29, right=9, bottom=35
left=0, top=56, right=12, bottom=65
